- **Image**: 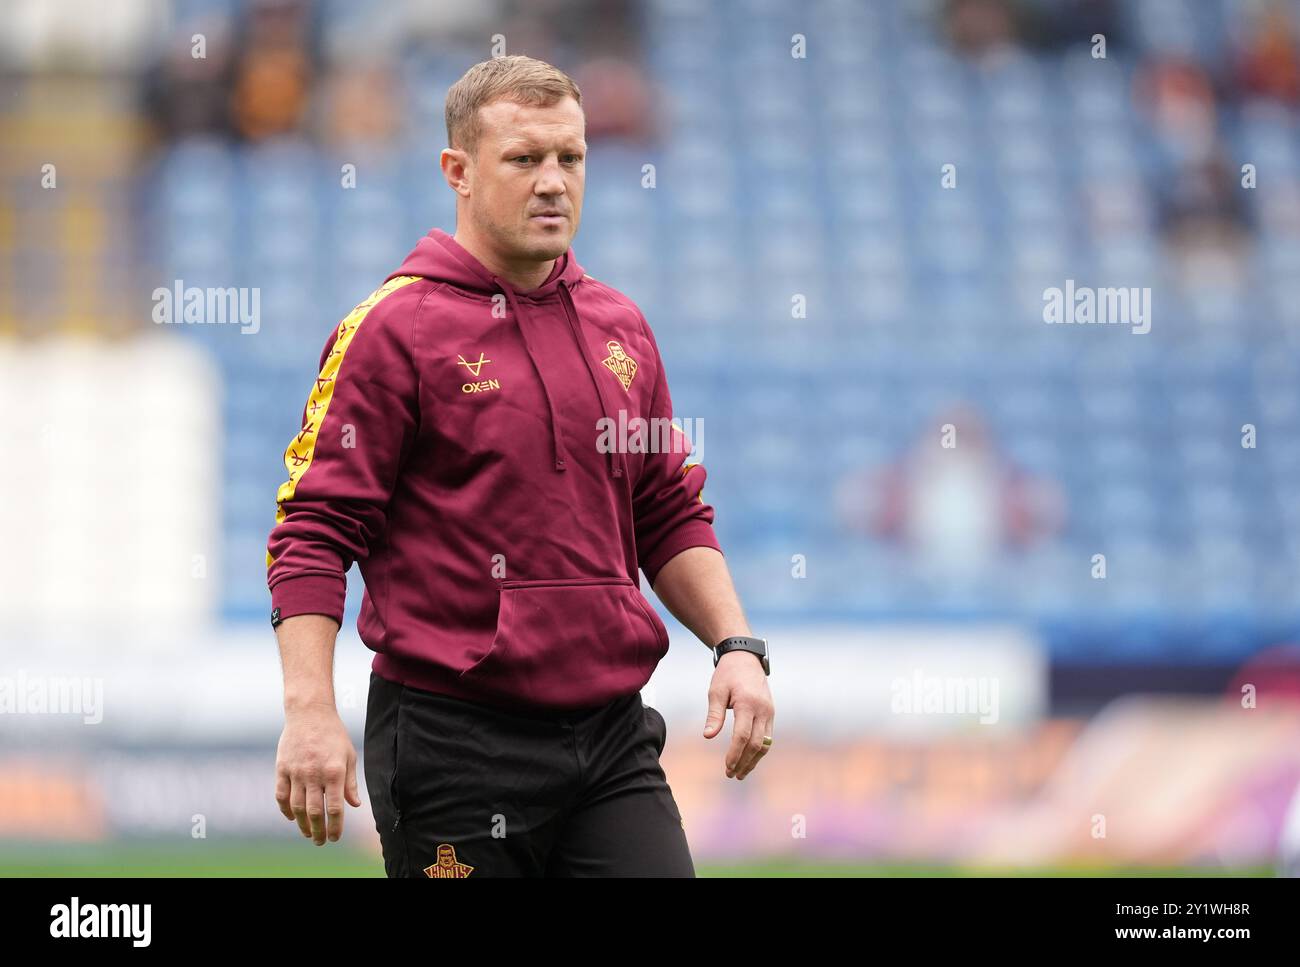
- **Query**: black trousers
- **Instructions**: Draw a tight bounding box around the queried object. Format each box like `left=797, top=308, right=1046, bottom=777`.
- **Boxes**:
left=363, top=671, right=695, bottom=877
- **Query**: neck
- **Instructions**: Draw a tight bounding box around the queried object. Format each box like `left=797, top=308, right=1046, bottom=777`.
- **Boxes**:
left=453, top=226, right=557, bottom=293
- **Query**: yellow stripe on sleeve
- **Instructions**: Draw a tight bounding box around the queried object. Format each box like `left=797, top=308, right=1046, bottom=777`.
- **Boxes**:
left=266, top=275, right=422, bottom=568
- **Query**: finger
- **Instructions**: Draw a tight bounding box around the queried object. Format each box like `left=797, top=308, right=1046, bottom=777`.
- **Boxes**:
left=306, top=780, right=328, bottom=845
left=324, top=763, right=347, bottom=843
left=703, top=686, right=728, bottom=738
left=734, top=710, right=763, bottom=778
left=726, top=706, right=754, bottom=778
left=345, top=751, right=362, bottom=808
left=290, top=776, right=312, bottom=839
left=737, top=714, right=772, bottom=780
left=275, top=766, right=295, bottom=821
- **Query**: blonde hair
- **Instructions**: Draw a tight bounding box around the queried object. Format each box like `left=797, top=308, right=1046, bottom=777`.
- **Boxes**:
left=445, top=55, right=583, bottom=158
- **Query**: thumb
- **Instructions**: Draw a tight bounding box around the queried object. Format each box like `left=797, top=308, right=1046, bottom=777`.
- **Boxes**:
left=703, top=689, right=728, bottom=738
left=345, top=755, right=362, bottom=808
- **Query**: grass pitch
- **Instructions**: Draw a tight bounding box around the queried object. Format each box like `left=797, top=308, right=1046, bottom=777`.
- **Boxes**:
left=0, top=842, right=1275, bottom=877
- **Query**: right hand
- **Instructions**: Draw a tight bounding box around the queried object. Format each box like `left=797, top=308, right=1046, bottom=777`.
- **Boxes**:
left=274, top=703, right=362, bottom=845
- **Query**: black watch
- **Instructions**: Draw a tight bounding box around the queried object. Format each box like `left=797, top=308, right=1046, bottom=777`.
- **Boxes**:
left=712, top=636, right=770, bottom=675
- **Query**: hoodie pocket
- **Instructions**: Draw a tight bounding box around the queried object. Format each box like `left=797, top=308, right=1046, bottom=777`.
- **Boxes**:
left=458, top=577, right=670, bottom=708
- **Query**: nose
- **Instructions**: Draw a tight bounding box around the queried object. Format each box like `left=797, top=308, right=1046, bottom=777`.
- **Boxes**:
left=534, top=156, right=567, bottom=196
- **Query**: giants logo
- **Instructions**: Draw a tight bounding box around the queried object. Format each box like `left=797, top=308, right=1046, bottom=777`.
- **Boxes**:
left=601, top=340, right=638, bottom=392
left=423, top=843, right=475, bottom=878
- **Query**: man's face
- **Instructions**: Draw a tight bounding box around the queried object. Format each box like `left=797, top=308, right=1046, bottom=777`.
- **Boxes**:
left=453, top=96, right=586, bottom=265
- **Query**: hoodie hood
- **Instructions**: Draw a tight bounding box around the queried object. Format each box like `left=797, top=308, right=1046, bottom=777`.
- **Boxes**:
left=387, top=227, right=588, bottom=299
left=386, top=229, right=624, bottom=479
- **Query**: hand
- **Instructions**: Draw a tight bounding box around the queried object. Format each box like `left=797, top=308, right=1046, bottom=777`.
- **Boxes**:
left=274, top=702, right=362, bottom=845
left=703, top=650, right=774, bottom=780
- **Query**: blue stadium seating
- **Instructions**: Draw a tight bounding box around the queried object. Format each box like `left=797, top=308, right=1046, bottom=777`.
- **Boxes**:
left=152, top=0, right=1300, bottom=661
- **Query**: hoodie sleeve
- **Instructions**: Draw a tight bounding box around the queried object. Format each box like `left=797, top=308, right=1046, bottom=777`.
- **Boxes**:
left=632, top=312, right=723, bottom=588
left=265, top=276, right=425, bottom=626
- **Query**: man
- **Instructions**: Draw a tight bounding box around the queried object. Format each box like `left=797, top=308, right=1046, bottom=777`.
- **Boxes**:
left=266, top=55, right=773, bottom=877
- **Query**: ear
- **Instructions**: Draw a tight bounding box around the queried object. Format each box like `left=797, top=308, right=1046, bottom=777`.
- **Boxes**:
left=440, top=148, right=472, bottom=197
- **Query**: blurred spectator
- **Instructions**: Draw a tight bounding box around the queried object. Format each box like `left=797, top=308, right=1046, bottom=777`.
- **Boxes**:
left=1020, top=0, right=1125, bottom=55
left=942, top=0, right=1023, bottom=66
left=320, top=64, right=401, bottom=149
left=572, top=56, right=656, bottom=143
left=143, top=0, right=323, bottom=145
left=228, top=0, right=320, bottom=142
left=1157, top=152, right=1252, bottom=293
left=1137, top=56, right=1220, bottom=165
left=141, top=16, right=236, bottom=140
left=144, top=0, right=651, bottom=150
left=1235, top=1, right=1300, bottom=107
left=1136, top=52, right=1253, bottom=293
left=835, top=406, right=1065, bottom=579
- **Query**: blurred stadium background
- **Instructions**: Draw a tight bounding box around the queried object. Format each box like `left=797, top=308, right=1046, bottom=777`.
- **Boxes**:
left=3, top=0, right=1300, bottom=876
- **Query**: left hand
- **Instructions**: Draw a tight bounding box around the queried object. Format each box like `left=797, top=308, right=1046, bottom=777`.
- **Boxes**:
left=703, top=650, right=774, bottom=780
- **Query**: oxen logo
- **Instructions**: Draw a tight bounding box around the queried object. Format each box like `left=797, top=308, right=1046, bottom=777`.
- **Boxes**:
left=457, top=352, right=492, bottom=377
left=457, top=352, right=500, bottom=394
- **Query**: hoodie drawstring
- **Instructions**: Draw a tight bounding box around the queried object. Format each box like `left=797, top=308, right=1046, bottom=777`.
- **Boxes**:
left=492, top=277, right=625, bottom=479
left=560, top=280, right=624, bottom=479
left=494, top=278, right=569, bottom=472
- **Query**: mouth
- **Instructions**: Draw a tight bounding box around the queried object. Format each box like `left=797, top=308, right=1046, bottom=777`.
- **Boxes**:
left=530, top=213, right=567, bottom=226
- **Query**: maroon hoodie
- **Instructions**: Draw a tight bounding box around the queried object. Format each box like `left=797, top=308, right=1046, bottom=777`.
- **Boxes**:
left=266, top=228, right=722, bottom=710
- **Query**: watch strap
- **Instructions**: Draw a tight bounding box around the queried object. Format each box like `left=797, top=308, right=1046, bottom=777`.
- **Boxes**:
left=712, top=635, right=770, bottom=675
